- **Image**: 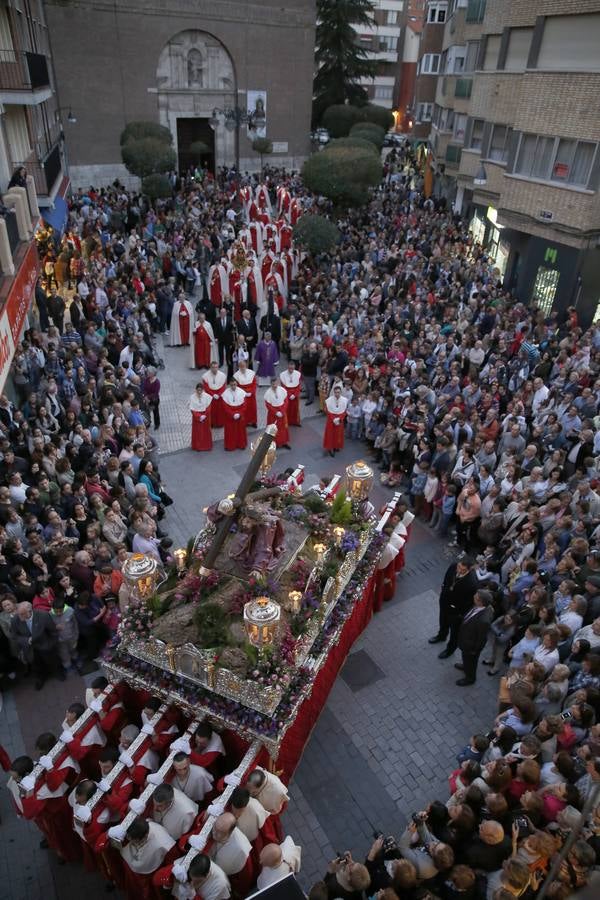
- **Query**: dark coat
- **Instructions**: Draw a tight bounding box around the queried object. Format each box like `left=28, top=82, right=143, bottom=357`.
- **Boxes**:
left=440, top=564, right=478, bottom=617
left=11, top=610, right=58, bottom=658
left=457, top=606, right=493, bottom=655
left=214, top=314, right=235, bottom=347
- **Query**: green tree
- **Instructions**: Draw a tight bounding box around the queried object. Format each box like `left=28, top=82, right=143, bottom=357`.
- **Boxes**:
left=142, top=174, right=172, bottom=200
left=321, top=104, right=364, bottom=138
left=292, top=214, right=339, bottom=255
left=349, top=121, right=386, bottom=150
left=252, top=137, right=273, bottom=173
left=328, top=136, right=379, bottom=155
left=313, top=0, right=377, bottom=123
left=302, top=145, right=382, bottom=208
left=361, top=104, right=394, bottom=131
left=121, top=137, right=176, bottom=179
left=120, top=121, right=172, bottom=146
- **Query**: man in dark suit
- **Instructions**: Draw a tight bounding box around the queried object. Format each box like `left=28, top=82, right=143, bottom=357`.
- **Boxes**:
left=214, top=306, right=235, bottom=376
left=455, top=590, right=494, bottom=686
left=236, top=308, right=258, bottom=365
left=11, top=601, right=61, bottom=690
left=429, top=556, right=478, bottom=657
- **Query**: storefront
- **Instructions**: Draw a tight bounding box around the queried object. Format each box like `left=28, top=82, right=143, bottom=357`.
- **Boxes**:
left=468, top=205, right=509, bottom=277
left=0, top=239, right=41, bottom=395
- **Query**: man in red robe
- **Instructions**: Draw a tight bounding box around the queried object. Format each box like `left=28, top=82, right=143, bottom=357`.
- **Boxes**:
left=191, top=313, right=216, bottom=369
left=202, top=363, right=227, bottom=429
left=189, top=384, right=213, bottom=451
left=264, top=378, right=291, bottom=449
left=280, top=361, right=302, bottom=427
left=234, top=360, right=258, bottom=428
left=221, top=380, right=248, bottom=451
left=169, top=297, right=194, bottom=347
left=323, top=385, right=348, bottom=457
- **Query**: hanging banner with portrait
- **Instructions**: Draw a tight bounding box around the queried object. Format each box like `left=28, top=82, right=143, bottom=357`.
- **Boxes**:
left=247, top=90, right=267, bottom=138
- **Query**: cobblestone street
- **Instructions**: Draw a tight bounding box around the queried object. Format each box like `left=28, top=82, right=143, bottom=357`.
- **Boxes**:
left=0, top=341, right=499, bottom=898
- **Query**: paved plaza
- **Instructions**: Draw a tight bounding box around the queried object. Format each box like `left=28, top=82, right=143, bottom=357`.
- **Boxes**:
left=0, top=339, right=500, bottom=898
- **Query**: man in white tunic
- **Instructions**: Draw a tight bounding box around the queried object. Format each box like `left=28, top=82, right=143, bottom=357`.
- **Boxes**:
left=209, top=812, right=252, bottom=879
left=172, top=853, right=231, bottom=900
left=152, top=782, right=198, bottom=840
left=171, top=751, right=213, bottom=805
left=120, top=816, right=175, bottom=883
left=230, top=786, right=268, bottom=842
left=257, top=838, right=302, bottom=890
left=246, top=766, right=289, bottom=814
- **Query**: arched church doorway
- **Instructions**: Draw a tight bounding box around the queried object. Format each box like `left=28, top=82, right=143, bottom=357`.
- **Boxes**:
left=156, top=29, right=236, bottom=172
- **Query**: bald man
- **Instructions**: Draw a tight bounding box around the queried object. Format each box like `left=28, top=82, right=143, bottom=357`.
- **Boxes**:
left=464, top=819, right=511, bottom=871
left=209, top=812, right=253, bottom=895
left=257, top=838, right=302, bottom=890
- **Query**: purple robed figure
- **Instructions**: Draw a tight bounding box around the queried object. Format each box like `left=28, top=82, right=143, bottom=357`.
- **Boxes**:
left=254, top=336, right=280, bottom=383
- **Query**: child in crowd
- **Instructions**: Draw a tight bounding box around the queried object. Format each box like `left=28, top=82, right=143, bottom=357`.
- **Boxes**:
left=508, top=624, right=543, bottom=670
left=438, top=483, right=457, bottom=536
left=346, top=395, right=363, bottom=440
left=456, top=733, right=490, bottom=765
left=409, top=461, right=429, bottom=516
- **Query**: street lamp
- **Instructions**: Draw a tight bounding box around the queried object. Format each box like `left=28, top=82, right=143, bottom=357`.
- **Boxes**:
left=55, top=106, right=77, bottom=124
left=209, top=106, right=257, bottom=171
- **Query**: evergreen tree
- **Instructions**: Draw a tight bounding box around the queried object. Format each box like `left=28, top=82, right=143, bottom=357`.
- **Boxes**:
left=313, top=0, right=377, bottom=123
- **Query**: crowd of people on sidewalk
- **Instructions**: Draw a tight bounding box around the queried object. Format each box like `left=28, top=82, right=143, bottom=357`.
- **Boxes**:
left=0, top=138, right=600, bottom=898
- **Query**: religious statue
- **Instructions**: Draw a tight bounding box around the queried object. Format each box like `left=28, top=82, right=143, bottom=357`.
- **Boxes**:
left=187, top=48, right=204, bottom=87
left=205, top=495, right=285, bottom=576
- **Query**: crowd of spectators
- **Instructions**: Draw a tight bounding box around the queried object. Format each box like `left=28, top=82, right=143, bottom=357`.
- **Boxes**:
left=1, top=142, right=600, bottom=896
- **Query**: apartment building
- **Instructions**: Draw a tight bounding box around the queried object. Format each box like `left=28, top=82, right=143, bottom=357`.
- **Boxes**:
left=422, top=0, right=600, bottom=324
left=413, top=1, right=447, bottom=139
left=395, top=0, right=425, bottom=131
left=358, top=0, right=406, bottom=108
left=0, top=0, right=69, bottom=394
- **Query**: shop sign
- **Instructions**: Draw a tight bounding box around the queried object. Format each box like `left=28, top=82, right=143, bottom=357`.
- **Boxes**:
left=0, top=239, right=40, bottom=392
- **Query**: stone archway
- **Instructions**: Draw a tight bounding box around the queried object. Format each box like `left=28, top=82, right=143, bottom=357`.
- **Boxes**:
left=156, top=29, right=236, bottom=172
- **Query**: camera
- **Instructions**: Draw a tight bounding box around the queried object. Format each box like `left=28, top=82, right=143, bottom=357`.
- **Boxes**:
left=373, top=831, right=383, bottom=841
left=560, top=711, right=573, bottom=720
left=411, top=811, right=426, bottom=825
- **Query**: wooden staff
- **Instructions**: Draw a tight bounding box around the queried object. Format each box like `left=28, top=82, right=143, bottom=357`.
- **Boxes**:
left=172, top=740, right=263, bottom=884
left=376, top=491, right=402, bottom=533
left=23, top=684, right=117, bottom=792
left=107, top=717, right=205, bottom=846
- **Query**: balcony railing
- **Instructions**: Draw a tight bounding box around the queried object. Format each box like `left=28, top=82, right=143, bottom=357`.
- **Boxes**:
left=0, top=49, right=50, bottom=91
left=4, top=209, right=20, bottom=254
left=12, top=140, right=62, bottom=196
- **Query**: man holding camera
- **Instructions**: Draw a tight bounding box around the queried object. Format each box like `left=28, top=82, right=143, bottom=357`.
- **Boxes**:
left=429, top=556, right=478, bottom=658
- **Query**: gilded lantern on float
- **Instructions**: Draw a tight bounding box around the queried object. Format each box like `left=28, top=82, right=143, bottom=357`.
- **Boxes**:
left=333, top=525, right=345, bottom=547
left=244, top=596, right=281, bottom=650
left=346, top=460, right=374, bottom=501
left=122, top=553, right=160, bottom=602
left=173, top=548, right=187, bottom=571
left=288, top=590, right=303, bottom=614
left=250, top=437, right=277, bottom=474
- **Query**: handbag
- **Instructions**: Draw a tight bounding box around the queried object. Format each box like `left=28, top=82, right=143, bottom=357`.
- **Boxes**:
left=159, top=490, right=173, bottom=506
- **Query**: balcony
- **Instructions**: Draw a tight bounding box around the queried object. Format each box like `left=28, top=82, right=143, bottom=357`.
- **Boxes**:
left=0, top=49, right=51, bottom=99
left=12, top=141, right=62, bottom=197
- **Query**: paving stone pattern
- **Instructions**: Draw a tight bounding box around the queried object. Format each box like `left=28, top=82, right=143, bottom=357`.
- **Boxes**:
left=0, top=343, right=500, bottom=898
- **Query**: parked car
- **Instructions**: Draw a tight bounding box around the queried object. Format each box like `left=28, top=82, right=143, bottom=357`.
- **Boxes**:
left=311, top=128, right=330, bottom=145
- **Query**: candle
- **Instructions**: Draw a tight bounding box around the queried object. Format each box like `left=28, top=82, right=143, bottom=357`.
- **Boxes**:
left=313, top=543, right=326, bottom=563
left=288, top=591, right=303, bottom=614
left=333, top=526, right=345, bottom=547
left=174, top=548, right=187, bottom=571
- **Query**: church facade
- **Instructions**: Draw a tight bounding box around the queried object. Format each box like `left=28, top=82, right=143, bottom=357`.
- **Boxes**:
left=45, top=0, right=316, bottom=188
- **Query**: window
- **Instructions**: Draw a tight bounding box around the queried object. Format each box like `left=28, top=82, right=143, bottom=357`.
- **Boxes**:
left=537, top=13, right=600, bottom=71
left=514, top=133, right=598, bottom=187
left=504, top=27, right=533, bottom=70
left=445, top=144, right=462, bottom=164
left=0, top=7, right=16, bottom=62
left=387, top=10, right=398, bottom=25
left=464, top=40, right=479, bottom=72
left=453, top=51, right=465, bottom=72
left=374, top=85, right=394, bottom=101
left=427, top=3, right=447, bottom=23
left=469, top=118, right=485, bottom=150
left=417, top=102, right=433, bottom=122
left=532, top=267, right=559, bottom=316
left=483, top=34, right=501, bottom=70
left=487, top=124, right=512, bottom=162
left=420, top=53, right=440, bottom=73
left=466, top=0, right=486, bottom=23
left=453, top=113, right=467, bottom=141
left=550, top=139, right=596, bottom=186
left=380, top=35, right=398, bottom=52
left=455, top=77, right=472, bottom=97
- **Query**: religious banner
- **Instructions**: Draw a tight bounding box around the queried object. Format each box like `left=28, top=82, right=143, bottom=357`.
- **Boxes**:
left=0, top=238, right=40, bottom=392
left=247, top=89, right=267, bottom=138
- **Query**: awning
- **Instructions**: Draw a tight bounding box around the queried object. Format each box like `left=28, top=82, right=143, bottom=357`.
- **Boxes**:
left=42, top=196, right=68, bottom=234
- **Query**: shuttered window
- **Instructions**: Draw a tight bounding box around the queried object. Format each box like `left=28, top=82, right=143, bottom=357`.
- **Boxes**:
left=537, top=14, right=600, bottom=70
left=4, top=106, right=32, bottom=165
left=504, top=28, right=533, bottom=70
left=483, top=35, right=501, bottom=70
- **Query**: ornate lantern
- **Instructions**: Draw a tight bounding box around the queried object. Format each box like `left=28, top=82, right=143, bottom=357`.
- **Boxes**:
left=288, top=590, right=303, bottom=614
left=313, top=542, right=327, bottom=564
left=173, top=548, right=187, bottom=572
left=122, top=553, right=160, bottom=603
left=332, top=526, right=345, bottom=547
left=244, top=596, right=281, bottom=653
left=250, top=437, right=277, bottom=474
left=346, top=460, right=374, bottom=502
